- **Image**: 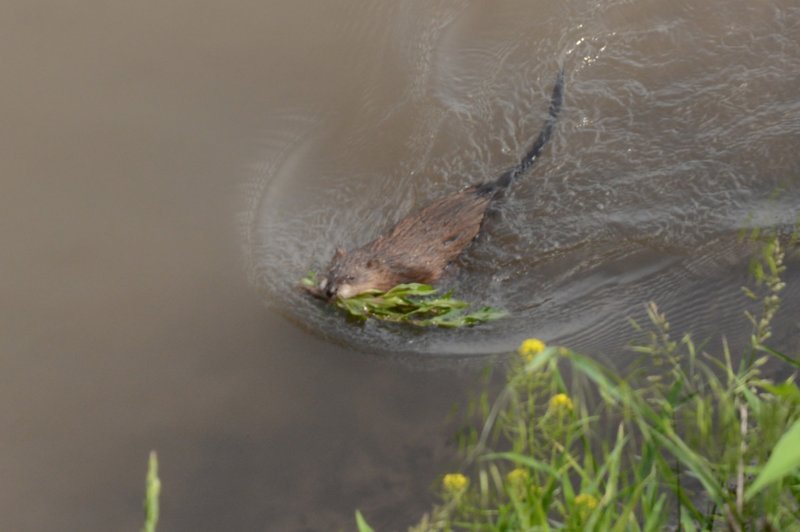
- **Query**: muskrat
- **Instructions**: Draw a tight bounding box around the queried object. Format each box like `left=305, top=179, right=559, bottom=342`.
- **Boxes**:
left=308, top=69, right=565, bottom=301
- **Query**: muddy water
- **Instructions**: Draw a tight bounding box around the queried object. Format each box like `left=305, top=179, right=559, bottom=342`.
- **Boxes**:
left=2, top=1, right=799, bottom=530
left=248, top=0, right=800, bottom=359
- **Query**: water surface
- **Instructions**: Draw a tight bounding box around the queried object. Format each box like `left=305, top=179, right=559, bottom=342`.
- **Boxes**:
left=2, top=1, right=799, bottom=530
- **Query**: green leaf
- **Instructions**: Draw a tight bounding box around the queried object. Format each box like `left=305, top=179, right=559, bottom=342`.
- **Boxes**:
left=355, top=510, right=375, bottom=532
left=647, top=427, right=725, bottom=504
left=745, top=418, right=800, bottom=500
left=481, top=452, right=561, bottom=479
left=678, top=510, right=698, bottom=532
left=319, top=277, right=506, bottom=328
left=643, top=494, right=667, bottom=532
left=142, top=451, right=160, bottom=532
left=759, top=344, right=800, bottom=369
left=758, top=381, right=800, bottom=404
left=300, top=271, right=318, bottom=287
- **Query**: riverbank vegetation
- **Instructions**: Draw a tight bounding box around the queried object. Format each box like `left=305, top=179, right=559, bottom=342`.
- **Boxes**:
left=139, top=234, right=798, bottom=531
left=356, top=233, right=800, bottom=530
left=142, top=451, right=160, bottom=532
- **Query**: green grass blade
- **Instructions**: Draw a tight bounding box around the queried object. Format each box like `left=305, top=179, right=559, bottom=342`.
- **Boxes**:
left=482, top=452, right=561, bottom=479
left=643, top=494, right=667, bottom=532
left=610, top=479, right=645, bottom=532
left=355, top=510, right=375, bottom=532
left=759, top=344, right=800, bottom=369
left=679, top=510, right=698, bottom=532
left=142, top=451, right=160, bottom=532
left=647, top=428, right=725, bottom=505
left=758, top=381, right=800, bottom=404
left=745, top=418, right=800, bottom=500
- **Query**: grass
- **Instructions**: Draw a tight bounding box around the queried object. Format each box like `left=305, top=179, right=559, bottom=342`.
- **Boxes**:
left=356, top=233, right=800, bottom=530
left=302, top=273, right=507, bottom=327
left=139, top=233, right=798, bottom=531
left=142, top=451, right=160, bottom=532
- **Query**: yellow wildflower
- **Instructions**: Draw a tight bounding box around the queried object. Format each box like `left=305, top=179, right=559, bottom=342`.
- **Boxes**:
left=549, top=393, right=574, bottom=412
left=574, top=493, right=599, bottom=517
left=442, top=473, right=469, bottom=493
left=518, top=338, right=546, bottom=362
left=506, top=467, right=530, bottom=485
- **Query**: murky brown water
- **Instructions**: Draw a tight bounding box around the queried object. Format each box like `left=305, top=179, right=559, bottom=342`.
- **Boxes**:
left=2, top=1, right=799, bottom=530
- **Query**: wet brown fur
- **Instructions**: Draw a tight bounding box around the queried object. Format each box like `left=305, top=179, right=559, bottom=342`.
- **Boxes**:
left=326, top=186, right=493, bottom=296
left=309, top=70, right=564, bottom=301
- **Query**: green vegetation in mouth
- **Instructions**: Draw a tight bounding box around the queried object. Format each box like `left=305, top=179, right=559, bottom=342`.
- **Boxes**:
left=301, top=272, right=507, bottom=328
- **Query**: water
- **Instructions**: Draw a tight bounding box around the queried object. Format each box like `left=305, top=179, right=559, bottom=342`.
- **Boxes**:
left=247, top=0, right=800, bottom=357
left=2, top=1, right=799, bottom=530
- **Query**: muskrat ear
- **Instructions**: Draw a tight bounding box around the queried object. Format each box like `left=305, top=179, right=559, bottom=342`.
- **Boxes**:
left=366, top=258, right=379, bottom=269
left=333, top=247, right=346, bottom=260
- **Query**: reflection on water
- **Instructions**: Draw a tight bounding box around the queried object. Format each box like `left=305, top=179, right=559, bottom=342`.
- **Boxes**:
left=245, top=0, right=800, bottom=357
left=2, top=0, right=799, bottom=530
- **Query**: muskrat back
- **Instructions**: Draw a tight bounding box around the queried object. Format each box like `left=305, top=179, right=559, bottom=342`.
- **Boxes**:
left=310, top=70, right=565, bottom=301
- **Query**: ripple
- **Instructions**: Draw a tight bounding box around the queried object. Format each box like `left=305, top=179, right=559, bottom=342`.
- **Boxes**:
left=242, top=0, right=800, bottom=357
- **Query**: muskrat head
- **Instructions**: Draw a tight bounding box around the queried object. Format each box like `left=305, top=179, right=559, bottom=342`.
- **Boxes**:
left=317, top=248, right=394, bottom=301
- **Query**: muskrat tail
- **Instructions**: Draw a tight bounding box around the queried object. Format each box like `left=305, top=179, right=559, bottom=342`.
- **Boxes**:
left=490, top=68, right=565, bottom=192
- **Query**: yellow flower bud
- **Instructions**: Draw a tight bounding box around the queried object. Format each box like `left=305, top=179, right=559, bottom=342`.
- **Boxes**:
left=549, top=393, right=574, bottom=412
left=442, top=473, right=469, bottom=493
left=518, top=338, right=546, bottom=362
left=574, top=493, right=598, bottom=514
left=506, top=467, right=530, bottom=484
